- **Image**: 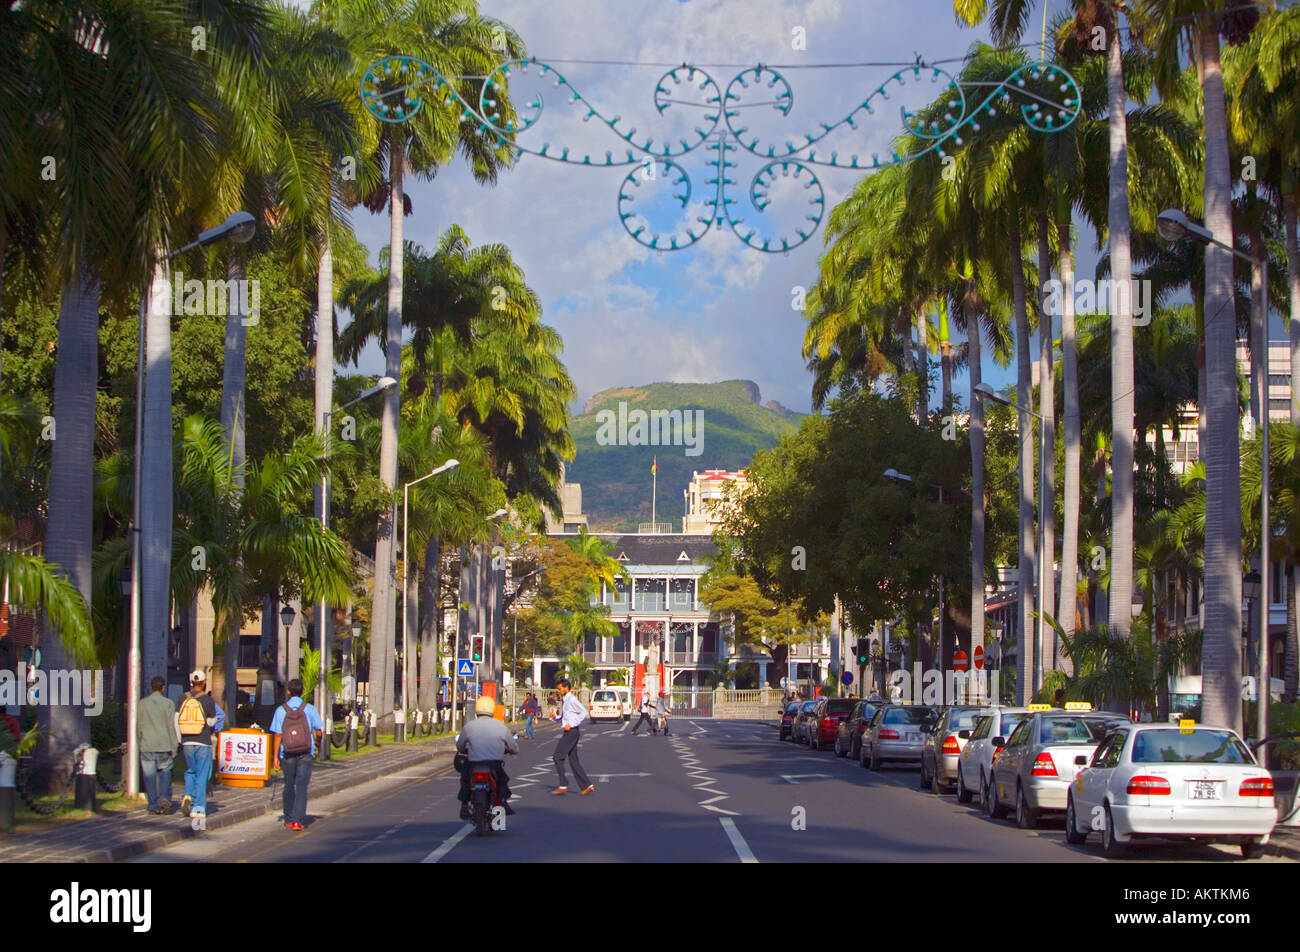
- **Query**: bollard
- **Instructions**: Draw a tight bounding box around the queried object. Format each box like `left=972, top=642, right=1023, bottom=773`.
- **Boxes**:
left=319, top=716, right=331, bottom=763
left=346, top=712, right=359, bottom=753
left=394, top=707, right=406, bottom=742
left=365, top=710, right=377, bottom=747
left=74, top=747, right=98, bottom=812
left=0, top=751, right=15, bottom=832
left=414, top=708, right=423, bottom=738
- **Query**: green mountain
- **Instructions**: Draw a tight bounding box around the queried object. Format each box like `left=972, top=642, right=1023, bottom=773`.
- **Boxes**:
left=565, top=380, right=803, bottom=531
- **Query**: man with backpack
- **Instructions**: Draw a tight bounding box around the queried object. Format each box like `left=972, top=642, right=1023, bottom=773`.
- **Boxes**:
left=176, top=669, right=219, bottom=821
left=269, top=678, right=324, bottom=831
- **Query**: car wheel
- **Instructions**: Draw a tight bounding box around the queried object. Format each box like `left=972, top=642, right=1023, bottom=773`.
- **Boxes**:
left=870, top=746, right=882, bottom=772
left=956, top=767, right=973, bottom=804
left=979, top=773, right=992, bottom=814
left=918, top=757, right=930, bottom=790
left=986, top=772, right=1008, bottom=819
left=931, top=763, right=943, bottom=796
left=835, top=736, right=846, bottom=758
left=1101, top=805, right=1127, bottom=858
left=809, top=732, right=819, bottom=751
left=852, top=737, right=861, bottom=761
left=1240, top=838, right=1266, bottom=860
left=1015, top=783, right=1038, bottom=829
left=859, top=742, right=869, bottom=769
left=1065, top=795, right=1087, bottom=845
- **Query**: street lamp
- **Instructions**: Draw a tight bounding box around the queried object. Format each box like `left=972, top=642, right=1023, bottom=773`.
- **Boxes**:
left=508, top=565, right=548, bottom=703
left=126, top=211, right=256, bottom=798
left=1160, top=207, right=1271, bottom=754
left=401, top=459, right=459, bottom=717
left=316, top=374, right=397, bottom=755
left=974, top=383, right=1048, bottom=704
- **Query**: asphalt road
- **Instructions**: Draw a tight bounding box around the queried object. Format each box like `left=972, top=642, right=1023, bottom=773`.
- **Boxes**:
left=132, top=719, right=1283, bottom=863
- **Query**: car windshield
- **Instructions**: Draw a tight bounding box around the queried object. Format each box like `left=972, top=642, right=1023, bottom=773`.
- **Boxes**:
left=1131, top=730, right=1254, bottom=764
left=802, top=702, right=817, bottom=713
left=883, top=707, right=931, bottom=725
left=1038, top=716, right=1101, bottom=745
left=998, top=713, right=1029, bottom=737
left=593, top=691, right=616, bottom=702
left=784, top=703, right=799, bottom=714
left=857, top=704, right=878, bottom=721
left=827, top=699, right=856, bottom=714
left=948, top=709, right=984, bottom=730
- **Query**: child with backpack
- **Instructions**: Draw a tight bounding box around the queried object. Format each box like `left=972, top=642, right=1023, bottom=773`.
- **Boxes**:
left=269, top=678, right=324, bottom=831
left=176, top=670, right=219, bottom=821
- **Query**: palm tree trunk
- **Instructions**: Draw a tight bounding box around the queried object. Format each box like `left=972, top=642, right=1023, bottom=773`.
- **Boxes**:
left=916, top=306, right=928, bottom=422
left=1286, top=192, right=1300, bottom=699
left=142, top=258, right=173, bottom=689
left=1058, top=218, right=1080, bottom=673
left=965, top=270, right=986, bottom=682
left=314, top=211, right=334, bottom=722
left=1037, top=211, right=1056, bottom=675
left=418, top=373, right=443, bottom=710
left=939, top=298, right=952, bottom=412
left=1011, top=226, right=1036, bottom=704
left=30, top=268, right=98, bottom=792
left=1196, top=21, right=1244, bottom=735
left=1105, top=29, right=1136, bottom=653
left=220, top=246, right=248, bottom=719
left=371, top=139, right=406, bottom=728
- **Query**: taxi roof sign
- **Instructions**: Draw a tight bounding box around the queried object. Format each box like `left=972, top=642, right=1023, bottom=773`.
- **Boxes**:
left=1179, top=718, right=1195, bottom=734
left=1063, top=701, right=1092, bottom=711
left=1028, top=703, right=1051, bottom=711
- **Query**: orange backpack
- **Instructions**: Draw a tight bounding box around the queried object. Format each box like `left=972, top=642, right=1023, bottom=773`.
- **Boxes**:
left=178, top=694, right=206, bottom=735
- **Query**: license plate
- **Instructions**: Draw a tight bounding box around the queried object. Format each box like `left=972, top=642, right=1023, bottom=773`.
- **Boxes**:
left=1189, top=781, right=1221, bottom=800
left=904, top=733, right=918, bottom=743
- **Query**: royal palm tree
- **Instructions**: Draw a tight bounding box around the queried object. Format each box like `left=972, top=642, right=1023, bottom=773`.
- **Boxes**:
left=318, top=0, right=524, bottom=725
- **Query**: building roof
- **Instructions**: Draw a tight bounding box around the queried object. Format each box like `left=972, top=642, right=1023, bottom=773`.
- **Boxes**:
left=563, top=533, right=719, bottom=566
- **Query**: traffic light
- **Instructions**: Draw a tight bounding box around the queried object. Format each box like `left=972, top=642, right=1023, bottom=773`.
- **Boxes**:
left=855, top=639, right=869, bottom=665
left=471, top=635, right=485, bottom=664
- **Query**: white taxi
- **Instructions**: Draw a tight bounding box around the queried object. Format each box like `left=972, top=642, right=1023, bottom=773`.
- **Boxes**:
left=956, top=706, right=1030, bottom=806
left=1065, top=721, right=1276, bottom=859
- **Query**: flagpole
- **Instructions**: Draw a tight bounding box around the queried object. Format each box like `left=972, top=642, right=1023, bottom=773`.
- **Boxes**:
left=651, top=456, right=657, bottom=530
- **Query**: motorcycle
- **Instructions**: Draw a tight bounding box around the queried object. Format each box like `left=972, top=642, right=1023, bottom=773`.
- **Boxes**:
left=456, top=733, right=518, bottom=837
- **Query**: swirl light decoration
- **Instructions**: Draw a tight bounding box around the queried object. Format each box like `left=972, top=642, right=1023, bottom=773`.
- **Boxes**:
left=360, top=56, right=1080, bottom=254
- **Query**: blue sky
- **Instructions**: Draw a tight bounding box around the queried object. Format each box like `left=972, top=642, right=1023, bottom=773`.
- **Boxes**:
left=341, top=0, right=1099, bottom=414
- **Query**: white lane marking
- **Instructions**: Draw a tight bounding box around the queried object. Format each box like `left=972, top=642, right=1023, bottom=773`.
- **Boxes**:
left=704, top=804, right=741, bottom=816
left=421, top=824, right=474, bottom=863
left=719, top=817, right=757, bottom=860
left=689, top=721, right=708, bottom=733
left=592, top=772, right=652, bottom=781
left=698, top=794, right=729, bottom=805
left=780, top=773, right=833, bottom=784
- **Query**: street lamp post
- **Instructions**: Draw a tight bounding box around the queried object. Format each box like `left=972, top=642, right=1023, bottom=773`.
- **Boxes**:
left=974, top=383, right=1047, bottom=704
left=126, top=211, right=256, bottom=798
left=505, top=565, right=547, bottom=711
left=401, top=460, right=459, bottom=722
left=1159, top=209, right=1270, bottom=757
left=317, top=375, right=397, bottom=759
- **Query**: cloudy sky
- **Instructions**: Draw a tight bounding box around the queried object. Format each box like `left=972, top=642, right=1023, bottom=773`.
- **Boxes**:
left=342, top=0, right=1082, bottom=414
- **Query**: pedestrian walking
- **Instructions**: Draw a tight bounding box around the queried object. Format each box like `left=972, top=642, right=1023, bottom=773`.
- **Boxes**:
left=630, top=694, right=656, bottom=735
left=269, top=678, right=325, bottom=831
left=177, top=669, right=218, bottom=821
left=656, top=692, right=671, bottom=736
left=550, top=678, right=593, bottom=795
left=137, top=676, right=179, bottom=814
left=523, top=692, right=538, bottom=739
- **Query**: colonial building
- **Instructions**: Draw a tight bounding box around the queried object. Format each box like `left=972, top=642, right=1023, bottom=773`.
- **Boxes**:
left=682, top=469, right=750, bottom=534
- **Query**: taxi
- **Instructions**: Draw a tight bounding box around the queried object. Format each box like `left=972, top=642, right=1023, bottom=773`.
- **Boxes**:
left=589, top=689, right=624, bottom=723
left=986, top=702, right=1130, bottom=828
left=1065, top=720, right=1275, bottom=859
left=955, top=706, right=1030, bottom=807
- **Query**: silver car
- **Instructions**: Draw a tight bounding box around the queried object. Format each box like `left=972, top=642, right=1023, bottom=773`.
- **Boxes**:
left=958, top=707, right=1030, bottom=807
left=987, top=708, right=1131, bottom=828
left=919, top=706, right=987, bottom=794
left=863, top=704, right=938, bottom=771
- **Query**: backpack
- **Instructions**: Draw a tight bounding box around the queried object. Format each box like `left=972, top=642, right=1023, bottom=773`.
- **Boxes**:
left=178, top=694, right=206, bottom=736
left=280, top=702, right=312, bottom=755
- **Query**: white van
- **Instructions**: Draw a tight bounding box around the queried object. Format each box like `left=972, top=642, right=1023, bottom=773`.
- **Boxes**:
left=591, top=685, right=632, bottom=722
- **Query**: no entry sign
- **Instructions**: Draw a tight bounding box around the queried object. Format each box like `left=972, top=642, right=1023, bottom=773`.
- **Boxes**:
left=953, top=650, right=968, bottom=672
left=973, top=645, right=985, bottom=670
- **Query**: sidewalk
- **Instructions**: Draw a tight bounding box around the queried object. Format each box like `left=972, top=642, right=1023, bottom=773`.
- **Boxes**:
left=1, top=734, right=462, bottom=863
left=1267, top=825, right=1300, bottom=861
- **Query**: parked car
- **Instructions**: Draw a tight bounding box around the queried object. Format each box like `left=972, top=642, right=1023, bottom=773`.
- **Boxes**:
left=958, top=707, right=1030, bottom=807
left=835, top=700, right=881, bottom=760
left=862, top=704, right=938, bottom=770
left=919, top=706, right=987, bottom=793
left=792, top=700, right=819, bottom=745
left=1066, top=723, right=1275, bottom=859
left=808, top=697, right=858, bottom=751
left=987, top=706, right=1131, bottom=828
left=779, top=701, right=801, bottom=741
left=589, top=689, right=624, bottom=723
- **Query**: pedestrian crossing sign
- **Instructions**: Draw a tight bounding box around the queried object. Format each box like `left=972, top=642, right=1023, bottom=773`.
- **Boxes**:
left=457, top=659, right=476, bottom=677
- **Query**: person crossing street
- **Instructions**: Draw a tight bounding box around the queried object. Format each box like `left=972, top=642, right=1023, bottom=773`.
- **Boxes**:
left=629, top=694, right=657, bottom=735
left=550, top=678, right=594, bottom=795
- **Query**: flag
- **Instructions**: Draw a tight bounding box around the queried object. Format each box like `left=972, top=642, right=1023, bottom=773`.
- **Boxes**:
left=651, top=456, right=657, bottom=475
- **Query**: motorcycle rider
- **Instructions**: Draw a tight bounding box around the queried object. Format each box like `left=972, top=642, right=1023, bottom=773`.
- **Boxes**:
left=456, top=695, right=519, bottom=820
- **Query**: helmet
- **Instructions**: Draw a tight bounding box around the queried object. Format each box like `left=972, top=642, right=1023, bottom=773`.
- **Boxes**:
left=474, top=696, right=496, bottom=717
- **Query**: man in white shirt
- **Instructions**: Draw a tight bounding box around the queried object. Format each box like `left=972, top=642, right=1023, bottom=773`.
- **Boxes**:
left=551, top=678, right=594, bottom=795
left=629, top=694, right=657, bottom=735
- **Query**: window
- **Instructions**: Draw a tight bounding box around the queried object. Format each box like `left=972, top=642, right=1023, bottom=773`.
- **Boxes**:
left=1092, top=732, right=1127, bottom=768
left=998, top=713, right=1029, bottom=738
left=1005, top=719, right=1032, bottom=747
left=1038, top=716, right=1101, bottom=745
left=949, top=708, right=984, bottom=731
left=1131, top=729, right=1253, bottom=764
left=883, top=706, right=931, bottom=725
left=971, top=716, right=991, bottom=740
